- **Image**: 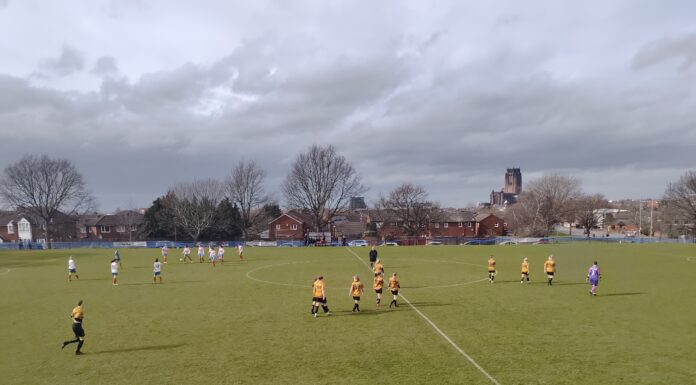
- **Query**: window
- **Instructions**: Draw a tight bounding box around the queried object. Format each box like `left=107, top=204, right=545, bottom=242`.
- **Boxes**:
left=290, top=224, right=298, bottom=230
left=494, top=223, right=499, bottom=228
left=100, top=225, right=111, bottom=233
left=116, top=225, right=126, bottom=233
left=434, top=223, right=439, bottom=228
left=130, top=224, right=138, bottom=231
left=7, top=223, right=13, bottom=234
left=276, top=224, right=281, bottom=230
left=80, top=226, right=87, bottom=234
left=18, top=222, right=30, bottom=232
left=458, top=222, right=463, bottom=228
left=443, top=223, right=448, bottom=228
left=468, top=222, right=473, bottom=228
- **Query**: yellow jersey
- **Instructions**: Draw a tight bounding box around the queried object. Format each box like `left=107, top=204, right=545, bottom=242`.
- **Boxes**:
left=544, top=260, right=556, bottom=273
left=487, top=258, right=496, bottom=272
left=521, top=261, right=529, bottom=273
left=388, top=276, right=400, bottom=290
left=351, top=281, right=364, bottom=296
left=312, top=280, right=325, bottom=298
left=373, top=275, right=384, bottom=290
left=374, top=262, right=384, bottom=274
left=71, top=305, right=83, bottom=321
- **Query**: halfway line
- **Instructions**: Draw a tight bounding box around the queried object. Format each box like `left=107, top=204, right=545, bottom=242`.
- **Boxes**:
left=344, top=247, right=501, bottom=385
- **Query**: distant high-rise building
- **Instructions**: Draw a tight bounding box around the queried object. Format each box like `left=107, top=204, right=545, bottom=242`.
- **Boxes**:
left=349, top=197, right=367, bottom=210
left=503, top=168, right=522, bottom=194
left=490, top=168, right=522, bottom=206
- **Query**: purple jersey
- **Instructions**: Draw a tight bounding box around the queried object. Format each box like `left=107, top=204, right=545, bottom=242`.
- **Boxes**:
left=588, top=265, right=600, bottom=282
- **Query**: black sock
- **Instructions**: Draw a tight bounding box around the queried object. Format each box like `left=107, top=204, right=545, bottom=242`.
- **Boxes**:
left=322, top=305, right=329, bottom=313
left=377, top=298, right=381, bottom=304
left=76, top=340, right=83, bottom=352
left=311, top=306, right=317, bottom=314
left=353, top=304, right=358, bottom=311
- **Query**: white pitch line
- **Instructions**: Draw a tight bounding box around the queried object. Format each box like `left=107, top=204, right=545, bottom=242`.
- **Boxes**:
left=0, top=268, right=11, bottom=276
left=245, top=261, right=310, bottom=288
left=344, top=247, right=501, bottom=385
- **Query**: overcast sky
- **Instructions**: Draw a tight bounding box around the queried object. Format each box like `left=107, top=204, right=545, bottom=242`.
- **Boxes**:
left=1, top=1, right=695, bottom=212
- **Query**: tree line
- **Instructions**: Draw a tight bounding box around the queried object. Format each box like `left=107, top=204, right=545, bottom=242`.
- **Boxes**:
left=2, top=150, right=696, bottom=242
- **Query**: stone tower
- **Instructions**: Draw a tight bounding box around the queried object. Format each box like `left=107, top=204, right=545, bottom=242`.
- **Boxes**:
left=503, top=168, right=522, bottom=194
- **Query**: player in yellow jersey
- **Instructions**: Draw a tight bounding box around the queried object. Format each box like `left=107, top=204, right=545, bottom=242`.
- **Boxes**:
left=388, top=272, right=400, bottom=308
left=543, top=255, right=556, bottom=285
left=487, top=255, right=497, bottom=283
left=520, top=257, right=530, bottom=283
left=373, top=272, right=384, bottom=309
left=374, top=259, right=384, bottom=276
left=311, top=276, right=332, bottom=318
left=348, top=275, right=364, bottom=312
left=61, top=300, right=85, bottom=355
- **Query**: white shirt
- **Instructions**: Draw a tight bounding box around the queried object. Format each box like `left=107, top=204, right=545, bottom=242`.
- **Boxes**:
left=238, top=245, right=244, bottom=254
left=198, top=246, right=204, bottom=255
left=218, top=247, right=225, bottom=256
left=111, top=262, right=119, bottom=274
left=209, top=248, right=216, bottom=257
left=183, top=247, right=190, bottom=255
left=154, top=261, right=161, bottom=273
left=68, top=259, right=76, bottom=270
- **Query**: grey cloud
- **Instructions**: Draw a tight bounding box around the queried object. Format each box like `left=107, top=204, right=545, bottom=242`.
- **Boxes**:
left=1, top=3, right=696, bottom=210
left=0, top=0, right=9, bottom=9
left=633, top=34, right=696, bottom=71
left=91, top=56, right=119, bottom=76
left=37, top=45, right=85, bottom=77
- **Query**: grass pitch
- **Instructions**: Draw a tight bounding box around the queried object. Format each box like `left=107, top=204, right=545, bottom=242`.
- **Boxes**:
left=0, top=243, right=695, bottom=384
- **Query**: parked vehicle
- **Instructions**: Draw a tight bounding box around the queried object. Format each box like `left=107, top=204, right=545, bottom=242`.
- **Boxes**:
left=347, top=240, right=369, bottom=247
left=426, top=241, right=443, bottom=246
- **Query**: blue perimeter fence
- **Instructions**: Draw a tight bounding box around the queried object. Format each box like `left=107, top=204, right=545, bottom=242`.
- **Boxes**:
left=0, top=236, right=693, bottom=250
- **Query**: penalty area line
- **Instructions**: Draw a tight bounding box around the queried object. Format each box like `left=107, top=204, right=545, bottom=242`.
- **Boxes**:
left=344, top=247, right=501, bottom=385
left=0, top=268, right=11, bottom=276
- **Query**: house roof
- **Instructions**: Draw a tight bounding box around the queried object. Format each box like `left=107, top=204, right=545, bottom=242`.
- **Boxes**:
left=0, top=211, right=16, bottom=225
left=269, top=210, right=315, bottom=226
left=96, top=211, right=144, bottom=226
left=440, top=210, right=477, bottom=223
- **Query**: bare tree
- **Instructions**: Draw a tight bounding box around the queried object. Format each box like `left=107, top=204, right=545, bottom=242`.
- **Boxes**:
left=226, top=160, right=269, bottom=239
left=665, top=170, right=696, bottom=227
left=506, top=174, right=581, bottom=236
left=377, top=183, right=441, bottom=236
left=167, top=179, right=224, bottom=242
left=573, top=194, right=607, bottom=237
left=0, top=155, right=95, bottom=246
left=283, top=145, right=366, bottom=231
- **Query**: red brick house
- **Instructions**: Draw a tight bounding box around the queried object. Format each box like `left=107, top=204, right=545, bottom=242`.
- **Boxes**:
left=78, top=210, right=145, bottom=241
left=268, top=210, right=315, bottom=240
left=369, top=210, right=506, bottom=239
left=0, top=210, right=79, bottom=243
left=474, top=213, right=506, bottom=237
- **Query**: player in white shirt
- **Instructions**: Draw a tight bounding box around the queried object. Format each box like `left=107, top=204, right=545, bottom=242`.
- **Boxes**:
left=218, top=245, right=225, bottom=265
left=197, top=245, right=205, bottom=263
left=182, top=246, right=192, bottom=263
left=111, top=259, right=119, bottom=285
left=238, top=244, right=244, bottom=261
left=209, top=246, right=217, bottom=267
left=153, top=258, right=163, bottom=284
left=161, top=245, right=169, bottom=264
left=68, top=256, right=79, bottom=282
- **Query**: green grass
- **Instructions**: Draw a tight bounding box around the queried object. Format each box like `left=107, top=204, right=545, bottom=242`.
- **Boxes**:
left=1, top=243, right=695, bottom=384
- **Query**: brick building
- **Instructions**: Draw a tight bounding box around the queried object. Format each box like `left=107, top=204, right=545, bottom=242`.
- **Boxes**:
left=268, top=210, right=315, bottom=241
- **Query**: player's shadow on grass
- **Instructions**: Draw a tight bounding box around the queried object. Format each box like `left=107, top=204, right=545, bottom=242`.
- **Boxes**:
left=90, top=343, right=186, bottom=355
left=602, top=292, right=645, bottom=297
left=119, top=280, right=202, bottom=286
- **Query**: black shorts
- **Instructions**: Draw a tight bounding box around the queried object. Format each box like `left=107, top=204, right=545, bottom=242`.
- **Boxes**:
left=522, top=272, right=529, bottom=275
left=391, top=290, right=399, bottom=296
left=312, top=297, right=322, bottom=303
left=375, top=289, right=382, bottom=294
left=369, top=258, right=377, bottom=263
left=72, top=322, right=85, bottom=338
left=488, top=270, right=496, bottom=274
left=546, top=272, right=555, bottom=276
left=352, top=296, right=361, bottom=301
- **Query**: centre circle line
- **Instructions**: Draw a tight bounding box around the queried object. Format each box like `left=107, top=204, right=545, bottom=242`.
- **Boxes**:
left=245, top=261, right=311, bottom=288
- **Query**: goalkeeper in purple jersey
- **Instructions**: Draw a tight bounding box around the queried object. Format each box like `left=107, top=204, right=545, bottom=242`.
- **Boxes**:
left=587, top=261, right=601, bottom=296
